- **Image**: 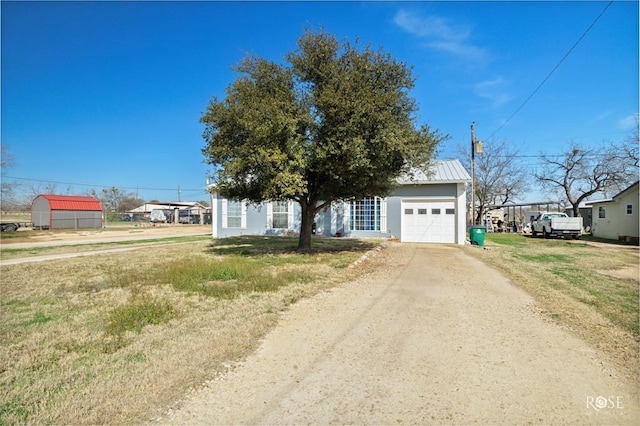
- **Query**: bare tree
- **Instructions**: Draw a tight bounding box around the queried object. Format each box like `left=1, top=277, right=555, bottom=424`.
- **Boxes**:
left=90, top=187, right=142, bottom=213
left=459, top=139, right=529, bottom=224
left=534, top=142, right=635, bottom=217
left=0, top=145, right=23, bottom=211
left=612, top=115, right=639, bottom=184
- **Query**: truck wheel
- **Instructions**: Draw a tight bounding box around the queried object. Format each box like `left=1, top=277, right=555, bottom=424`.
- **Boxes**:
left=2, top=223, right=18, bottom=232
left=543, top=227, right=549, bottom=239
left=532, top=229, right=537, bottom=237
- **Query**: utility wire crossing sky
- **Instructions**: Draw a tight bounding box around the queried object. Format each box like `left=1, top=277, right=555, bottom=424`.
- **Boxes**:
left=2, top=0, right=637, bottom=202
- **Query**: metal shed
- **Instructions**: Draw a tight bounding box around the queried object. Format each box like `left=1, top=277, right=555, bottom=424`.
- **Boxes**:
left=31, top=194, right=103, bottom=229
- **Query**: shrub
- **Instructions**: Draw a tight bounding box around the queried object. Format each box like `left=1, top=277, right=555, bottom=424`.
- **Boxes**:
left=105, top=293, right=176, bottom=337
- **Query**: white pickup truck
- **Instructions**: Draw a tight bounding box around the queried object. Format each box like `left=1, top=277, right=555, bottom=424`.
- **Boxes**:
left=531, top=212, right=583, bottom=239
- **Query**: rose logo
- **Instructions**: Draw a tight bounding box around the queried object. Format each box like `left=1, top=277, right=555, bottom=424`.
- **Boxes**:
left=595, top=396, right=608, bottom=409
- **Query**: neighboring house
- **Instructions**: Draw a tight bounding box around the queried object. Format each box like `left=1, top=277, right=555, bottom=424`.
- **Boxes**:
left=209, top=159, right=471, bottom=244
left=586, top=181, right=639, bottom=243
left=31, top=194, right=103, bottom=229
left=127, top=201, right=208, bottom=223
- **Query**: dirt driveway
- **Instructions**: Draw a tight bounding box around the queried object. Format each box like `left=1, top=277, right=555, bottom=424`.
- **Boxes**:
left=155, top=243, right=638, bottom=425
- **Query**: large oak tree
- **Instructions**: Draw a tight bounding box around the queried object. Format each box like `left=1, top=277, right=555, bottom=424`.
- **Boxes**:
left=201, top=30, right=446, bottom=251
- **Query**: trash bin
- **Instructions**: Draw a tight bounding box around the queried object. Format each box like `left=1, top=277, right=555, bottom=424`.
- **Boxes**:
left=469, top=226, right=486, bottom=246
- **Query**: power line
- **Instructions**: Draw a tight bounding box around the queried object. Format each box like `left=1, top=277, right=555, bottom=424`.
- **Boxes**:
left=487, top=0, right=614, bottom=140
left=2, top=175, right=207, bottom=193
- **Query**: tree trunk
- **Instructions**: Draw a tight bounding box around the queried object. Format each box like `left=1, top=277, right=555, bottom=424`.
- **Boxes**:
left=297, top=200, right=316, bottom=253
left=572, top=203, right=581, bottom=218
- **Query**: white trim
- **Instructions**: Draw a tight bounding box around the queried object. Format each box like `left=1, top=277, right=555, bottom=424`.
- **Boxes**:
left=210, top=193, right=218, bottom=238
left=380, top=198, right=387, bottom=232
left=241, top=203, right=247, bottom=228
left=222, top=199, right=228, bottom=228
left=288, top=202, right=294, bottom=229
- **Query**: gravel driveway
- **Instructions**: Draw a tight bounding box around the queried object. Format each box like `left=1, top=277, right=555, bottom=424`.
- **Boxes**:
left=156, top=243, right=639, bottom=425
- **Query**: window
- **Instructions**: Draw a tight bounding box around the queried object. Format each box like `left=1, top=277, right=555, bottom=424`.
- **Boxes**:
left=404, top=209, right=414, bottom=215
left=350, top=197, right=382, bottom=231
left=222, top=200, right=246, bottom=228
left=418, top=209, right=427, bottom=215
left=627, top=204, right=633, bottom=215
left=226, top=202, right=242, bottom=228
left=271, top=201, right=289, bottom=229
left=446, top=208, right=455, bottom=215
left=599, top=206, right=606, bottom=219
left=432, top=208, right=441, bottom=215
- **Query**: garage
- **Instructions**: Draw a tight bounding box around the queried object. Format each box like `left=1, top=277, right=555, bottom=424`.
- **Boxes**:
left=401, top=200, right=456, bottom=243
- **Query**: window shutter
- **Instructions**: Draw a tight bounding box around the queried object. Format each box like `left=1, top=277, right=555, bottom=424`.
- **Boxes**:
left=288, top=201, right=294, bottom=230
left=343, top=201, right=351, bottom=232
left=241, top=202, right=247, bottom=229
left=221, top=199, right=228, bottom=228
left=380, top=197, right=387, bottom=232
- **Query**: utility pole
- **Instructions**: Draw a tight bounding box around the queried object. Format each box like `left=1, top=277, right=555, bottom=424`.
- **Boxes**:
left=471, top=122, right=476, bottom=225
left=177, top=185, right=181, bottom=202
left=470, top=122, right=483, bottom=225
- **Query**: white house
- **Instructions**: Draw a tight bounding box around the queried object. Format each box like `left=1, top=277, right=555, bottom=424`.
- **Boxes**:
left=209, top=159, right=471, bottom=244
left=586, top=181, right=639, bottom=243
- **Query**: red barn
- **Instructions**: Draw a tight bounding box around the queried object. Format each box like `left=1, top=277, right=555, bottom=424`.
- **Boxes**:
left=31, top=194, right=103, bottom=229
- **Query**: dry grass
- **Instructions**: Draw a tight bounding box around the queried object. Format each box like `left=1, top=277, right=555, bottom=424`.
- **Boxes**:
left=4, top=231, right=637, bottom=424
left=0, top=236, right=381, bottom=425
left=464, top=233, right=639, bottom=382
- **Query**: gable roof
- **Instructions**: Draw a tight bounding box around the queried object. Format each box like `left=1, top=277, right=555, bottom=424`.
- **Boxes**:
left=398, top=159, right=471, bottom=184
left=612, top=181, right=639, bottom=199
left=585, top=181, right=639, bottom=206
left=37, top=194, right=103, bottom=211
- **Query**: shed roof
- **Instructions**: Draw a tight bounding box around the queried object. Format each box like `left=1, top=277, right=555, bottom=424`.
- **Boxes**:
left=398, top=159, right=471, bottom=184
left=36, top=194, right=103, bottom=211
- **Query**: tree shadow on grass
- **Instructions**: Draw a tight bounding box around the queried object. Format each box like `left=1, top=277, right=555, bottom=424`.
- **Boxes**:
left=205, top=235, right=380, bottom=257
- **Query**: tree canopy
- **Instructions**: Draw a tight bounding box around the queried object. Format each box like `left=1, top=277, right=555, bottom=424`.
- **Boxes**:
left=201, top=30, right=446, bottom=251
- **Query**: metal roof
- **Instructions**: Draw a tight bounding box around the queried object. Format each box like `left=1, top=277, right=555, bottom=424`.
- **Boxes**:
left=128, top=202, right=206, bottom=213
left=37, top=194, right=103, bottom=211
left=397, top=159, right=471, bottom=184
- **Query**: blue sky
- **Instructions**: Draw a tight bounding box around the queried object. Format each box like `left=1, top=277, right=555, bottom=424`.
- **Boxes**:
left=2, top=0, right=638, bottom=203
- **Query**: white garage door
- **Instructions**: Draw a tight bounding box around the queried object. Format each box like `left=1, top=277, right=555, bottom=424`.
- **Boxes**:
left=401, top=201, right=456, bottom=243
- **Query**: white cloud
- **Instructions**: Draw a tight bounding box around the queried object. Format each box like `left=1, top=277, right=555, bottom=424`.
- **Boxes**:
left=473, top=77, right=513, bottom=109
left=594, top=110, right=613, bottom=122
left=393, top=9, right=487, bottom=64
left=618, top=113, right=639, bottom=129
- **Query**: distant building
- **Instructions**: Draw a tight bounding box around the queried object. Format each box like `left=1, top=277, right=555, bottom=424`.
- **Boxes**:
left=127, top=201, right=208, bottom=224
left=586, top=181, right=639, bottom=243
left=31, top=194, right=103, bottom=229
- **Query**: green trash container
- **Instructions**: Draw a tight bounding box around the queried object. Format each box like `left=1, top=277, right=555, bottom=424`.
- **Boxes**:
left=469, top=226, right=486, bottom=246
